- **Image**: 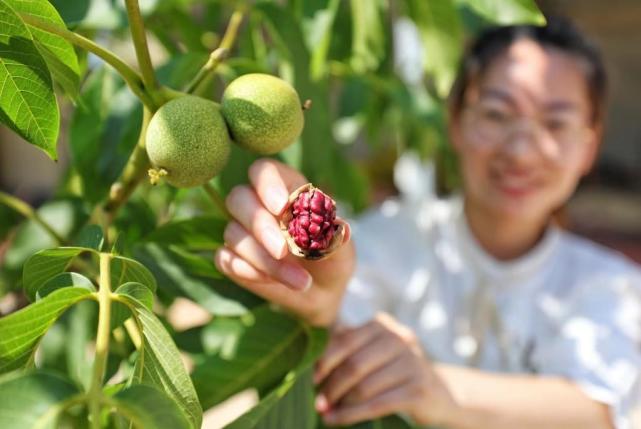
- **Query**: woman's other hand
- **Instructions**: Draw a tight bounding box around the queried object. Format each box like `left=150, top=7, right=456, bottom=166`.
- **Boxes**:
left=314, top=313, right=458, bottom=426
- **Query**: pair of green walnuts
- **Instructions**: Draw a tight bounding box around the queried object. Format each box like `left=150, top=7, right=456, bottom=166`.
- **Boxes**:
left=146, top=73, right=304, bottom=188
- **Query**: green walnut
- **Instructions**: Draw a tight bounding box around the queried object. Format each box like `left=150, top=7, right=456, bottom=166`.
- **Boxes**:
left=221, top=73, right=304, bottom=155
left=146, top=96, right=231, bottom=188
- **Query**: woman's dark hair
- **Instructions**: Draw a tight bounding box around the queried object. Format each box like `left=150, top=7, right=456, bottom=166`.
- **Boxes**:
left=449, top=16, right=608, bottom=127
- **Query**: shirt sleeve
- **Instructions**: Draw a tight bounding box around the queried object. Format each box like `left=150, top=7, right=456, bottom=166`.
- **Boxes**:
left=531, top=269, right=641, bottom=429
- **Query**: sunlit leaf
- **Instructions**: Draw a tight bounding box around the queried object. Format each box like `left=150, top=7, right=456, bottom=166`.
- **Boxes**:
left=192, top=306, right=307, bottom=409
left=109, top=384, right=192, bottom=429
left=0, top=0, right=59, bottom=159
left=7, top=0, right=81, bottom=100
left=456, top=0, right=545, bottom=25
left=23, top=247, right=94, bottom=301
left=0, top=287, right=92, bottom=373
left=119, top=295, right=202, bottom=429
left=406, top=0, right=463, bottom=98
left=224, top=325, right=328, bottom=428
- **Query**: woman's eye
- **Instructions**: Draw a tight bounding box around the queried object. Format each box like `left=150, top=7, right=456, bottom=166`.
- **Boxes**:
left=481, top=107, right=510, bottom=123
left=545, top=119, right=568, bottom=132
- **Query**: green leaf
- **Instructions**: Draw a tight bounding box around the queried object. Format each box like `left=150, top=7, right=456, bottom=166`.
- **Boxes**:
left=47, top=0, right=91, bottom=27
left=112, top=197, right=157, bottom=254
left=116, top=282, right=153, bottom=310
left=192, top=306, right=308, bottom=410
left=68, top=67, right=143, bottom=204
left=23, top=247, right=94, bottom=301
left=7, top=0, right=81, bottom=100
left=36, top=271, right=95, bottom=299
left=156, top=52, right=209, bottom=89
left=456, top=0, right=545, bottom=25
left=254, top=3, right=330, bottom=189
left=0, top=287, right=92, bottom=374
left=0, top=371, right=81, bottom=429
left=111, top=255, right=157, bottom=293
left=119, top=295, right=202, bottom=429
left=218, top=143, right=260, bottom=194
left=111, top=282, right=153, bottom=329
left=0, top=0, right=59, bottom=159
left=66, top=300, right=95, bottom=390
left=254, top=369, right=316, bottom=429
left=338, top=414, right=419, bottom=429
left=406, top=0, right=463, bottom=98
left=303, top=0, right=341, bottom=80
left=142, top=216, right=226, bottom=250
left=224, top=325, right=328, bottom=429
left=134, top=243, right=262, bottom=316
left=73, top=224, right=104, bottom=251
left=109, top=384, right=191, bottom=429
left=350, top=0, right=385, bottom=73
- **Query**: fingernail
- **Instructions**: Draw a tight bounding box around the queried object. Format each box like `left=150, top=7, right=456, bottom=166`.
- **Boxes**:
left=279, top=264, right=312, bottom=291
left=262, top=227, right=286, bottom=258
left=315, top=394, right=330, bottom=413
left=266, top=185, right=288, bottom=214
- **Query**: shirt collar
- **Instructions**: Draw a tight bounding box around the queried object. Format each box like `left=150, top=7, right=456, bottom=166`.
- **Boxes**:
left=453, top=197, right=561, bottom=282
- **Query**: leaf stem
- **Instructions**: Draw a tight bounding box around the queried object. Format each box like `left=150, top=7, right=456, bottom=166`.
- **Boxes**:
left=123, top=0, right=159, bottom=98
left=185, top=9, right=246, bottom=94
left=19, top=13, right=157, bottom=110
left=89, top=252, right=113, bottom=429
left=0, top=191, right=64, bottom=244
left=202, top=182, right=231, bottom=220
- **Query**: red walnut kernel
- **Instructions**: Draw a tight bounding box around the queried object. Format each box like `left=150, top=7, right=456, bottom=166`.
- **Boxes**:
left=279, top=183, right=346, bottom=260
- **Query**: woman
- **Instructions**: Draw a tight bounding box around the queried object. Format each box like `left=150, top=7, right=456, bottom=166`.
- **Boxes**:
left=214, top=17, right=641, bottom=429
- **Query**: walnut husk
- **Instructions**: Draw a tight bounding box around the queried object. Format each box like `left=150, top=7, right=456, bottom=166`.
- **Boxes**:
left=278, top=183, right=346, bottom=260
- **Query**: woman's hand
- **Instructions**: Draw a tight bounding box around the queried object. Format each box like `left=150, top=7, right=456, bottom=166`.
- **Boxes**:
left=214, top=159, right=355, bottom=326
left=314, top=313, right=458, bottom=426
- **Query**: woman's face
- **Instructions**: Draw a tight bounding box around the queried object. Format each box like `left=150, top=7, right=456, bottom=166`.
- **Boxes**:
left=450, top=38, right=599, bottom=223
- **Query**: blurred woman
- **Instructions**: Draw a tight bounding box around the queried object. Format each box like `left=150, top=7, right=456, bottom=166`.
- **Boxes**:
left=215, top=17, right=641, bottom=429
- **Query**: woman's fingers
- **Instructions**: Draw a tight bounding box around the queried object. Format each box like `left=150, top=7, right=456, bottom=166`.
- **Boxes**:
left=214, top=247, right=312, bottom=307
left=226, top=185, right=287, bottom=260
left=314, top=322, right=381, bottom=385
left=322, top=385, right=411, bottom=426
left=340, top=353, right=414, bottom=406
left=214, top=246, right=270, bottom=284
left=249, top=159, right=308, bottom=215
left=223, top=221, right=312, bottom=291
left=318, top=334, right=405, bottom=406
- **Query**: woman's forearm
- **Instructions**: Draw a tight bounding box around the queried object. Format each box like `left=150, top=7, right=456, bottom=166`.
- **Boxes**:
left=434, top=364, right=614, bottom=429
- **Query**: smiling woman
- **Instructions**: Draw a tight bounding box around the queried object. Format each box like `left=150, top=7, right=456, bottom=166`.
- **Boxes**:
left=216, top=16, right=641, bottom=429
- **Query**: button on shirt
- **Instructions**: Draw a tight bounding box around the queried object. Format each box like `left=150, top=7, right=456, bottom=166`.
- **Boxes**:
left=340, top=195, right=641, bottom=429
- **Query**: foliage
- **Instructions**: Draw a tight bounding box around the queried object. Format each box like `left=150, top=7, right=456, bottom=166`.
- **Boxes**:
left=0, top=0, right=543, bottom=427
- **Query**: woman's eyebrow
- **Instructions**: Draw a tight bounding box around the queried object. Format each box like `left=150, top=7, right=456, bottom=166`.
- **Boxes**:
left=480, top=87, right=580, bottom=114
left=479, top=88, right=516, bottom=107
left=544, top=100, right=580, bottom=113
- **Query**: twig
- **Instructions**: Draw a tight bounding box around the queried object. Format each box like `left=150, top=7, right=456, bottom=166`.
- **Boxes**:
left=185, top=9, right=246, bottom=94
